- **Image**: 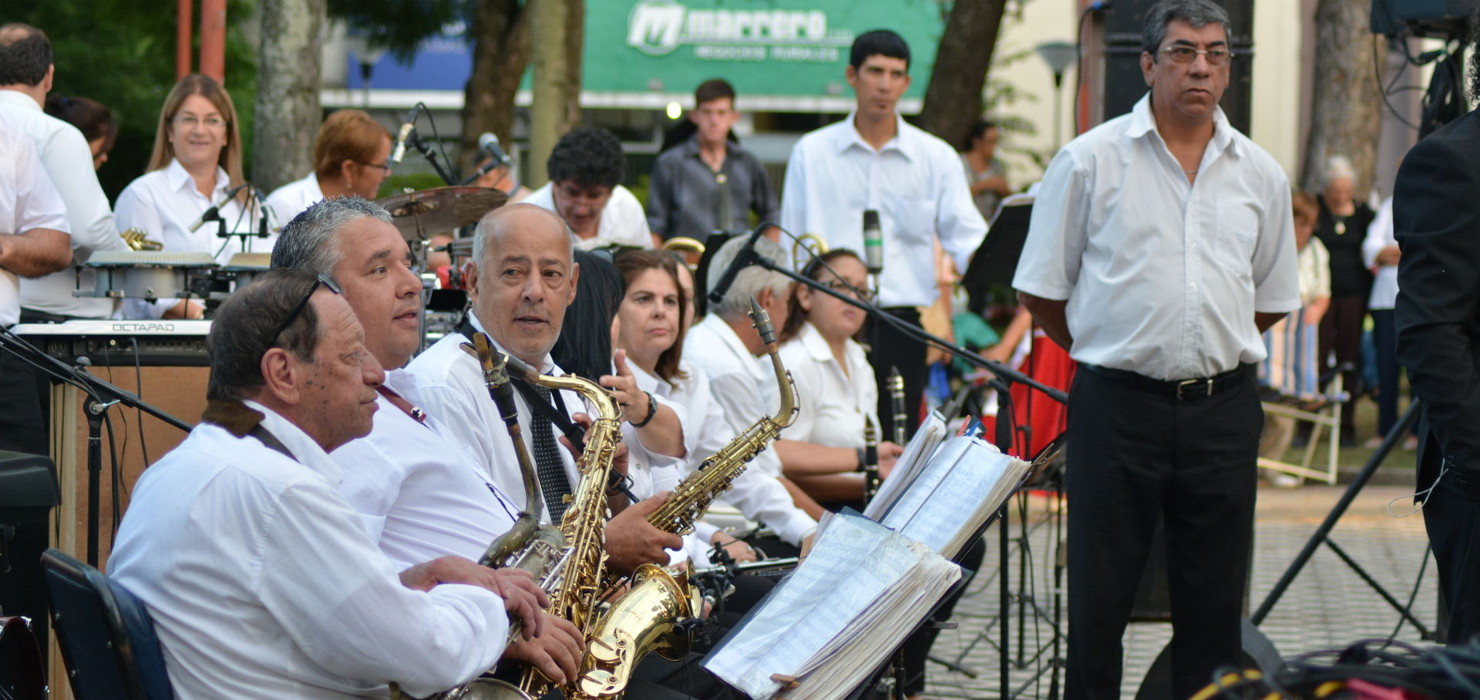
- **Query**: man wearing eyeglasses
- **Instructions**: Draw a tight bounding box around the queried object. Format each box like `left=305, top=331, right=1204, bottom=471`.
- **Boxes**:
left=108, top=268, right=554, bottom=698
left=1013, top=1, right=1298, bottom=698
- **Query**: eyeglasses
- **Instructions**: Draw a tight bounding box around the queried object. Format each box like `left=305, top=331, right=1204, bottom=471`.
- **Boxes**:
left=173, top=115, right=227, bottom=129
left=823, top=279, right=874, bottom=301
left=270, top=273, right=342, bottom=350
left=1158, top=46, right=1234, bottom=65
left=357, top=160, right=391, bottom=171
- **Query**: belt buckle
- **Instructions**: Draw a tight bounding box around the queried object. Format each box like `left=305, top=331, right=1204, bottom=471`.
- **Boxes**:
left=1176, top=377, right=1214, bottom=400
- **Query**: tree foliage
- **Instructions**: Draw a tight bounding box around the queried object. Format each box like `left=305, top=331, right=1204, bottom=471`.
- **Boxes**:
left=7, top=0, right=258, bottom=200
left=326, top=0, right=467, bottom=62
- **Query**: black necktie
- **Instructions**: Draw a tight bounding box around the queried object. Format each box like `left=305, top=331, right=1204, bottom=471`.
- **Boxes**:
left=528, top=384, right=572, bottom=525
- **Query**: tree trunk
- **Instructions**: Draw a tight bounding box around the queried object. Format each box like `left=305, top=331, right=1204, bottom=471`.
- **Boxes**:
left=460, top=0, right=533, bottom=174
left=252, top=0, right=325, bottom=193
left=1299, top=0, right=1381, bottom=195
left=916, top=0, right=1007, bottom=148
left=528, top=0, right=583, bottom=188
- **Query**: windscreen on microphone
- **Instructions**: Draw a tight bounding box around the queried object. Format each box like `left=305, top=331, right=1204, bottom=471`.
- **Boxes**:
left=477, top=132, right=509, bottom=166
left=391, top=121, right=415, bottom=164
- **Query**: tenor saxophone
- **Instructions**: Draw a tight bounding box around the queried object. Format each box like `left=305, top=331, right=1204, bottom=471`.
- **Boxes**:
left=643, top=296, right=799, bottom=538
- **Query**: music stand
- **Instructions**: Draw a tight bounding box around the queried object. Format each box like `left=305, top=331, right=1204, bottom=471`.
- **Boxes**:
left=960, top=197, right=1034, bottom=311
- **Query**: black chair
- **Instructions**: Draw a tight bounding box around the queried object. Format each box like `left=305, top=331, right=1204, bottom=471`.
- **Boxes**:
left=41, top=549, right=173, bottom=700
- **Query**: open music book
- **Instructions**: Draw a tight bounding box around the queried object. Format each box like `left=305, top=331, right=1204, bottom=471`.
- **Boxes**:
left=702, top=512, right=961, bottom=699
left=703, top=434, right=1030, bottom=698
left=861, top=410, right=948, bottom=520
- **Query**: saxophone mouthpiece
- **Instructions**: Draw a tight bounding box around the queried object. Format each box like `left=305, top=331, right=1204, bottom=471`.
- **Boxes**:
left=748, top=296, right=776, bottom=346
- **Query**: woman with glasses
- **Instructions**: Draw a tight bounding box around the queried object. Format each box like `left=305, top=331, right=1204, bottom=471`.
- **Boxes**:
left=115, top=74, right=267, bottom=319
left=775, top=248, right=903, bottom=510
left=266, top=109, right=393, bottom=223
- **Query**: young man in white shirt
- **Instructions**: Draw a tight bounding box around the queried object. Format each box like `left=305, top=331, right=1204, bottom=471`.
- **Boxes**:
left=109, top=269, right=553, bottom=699
left=1014, top=2, right=1298, bottom=697
left=268, top=197, right=584, bottom=683
left=523, top=127, right=655, bottom=250
left=780, top=29, right=987, bottom=440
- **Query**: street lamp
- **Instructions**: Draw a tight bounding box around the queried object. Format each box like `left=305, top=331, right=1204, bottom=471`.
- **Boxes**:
left=345, top=30, right=388, bottom=108
left=1035, top=40, right=1078, bottom=152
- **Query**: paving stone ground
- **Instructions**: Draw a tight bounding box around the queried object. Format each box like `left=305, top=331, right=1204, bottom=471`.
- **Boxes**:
left=919, top=483, right=1438, bottom=699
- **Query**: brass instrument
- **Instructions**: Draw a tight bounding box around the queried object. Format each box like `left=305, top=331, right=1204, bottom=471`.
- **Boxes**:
left=644, top=297, right=798, bottom=538
left=574, top=564, right=702, bottom=697
left=791, top=232, right=828, bottom=271
left=119, top=228, right=163, bottom=251
left=659, top=236, right=706, bottom=270
left=888, top=366, right=908, bottom=445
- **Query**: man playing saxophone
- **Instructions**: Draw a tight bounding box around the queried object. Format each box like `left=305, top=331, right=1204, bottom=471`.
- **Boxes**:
left=406, top=202, right=687, bottom=573
left=268, top=197, right=585, bottom=685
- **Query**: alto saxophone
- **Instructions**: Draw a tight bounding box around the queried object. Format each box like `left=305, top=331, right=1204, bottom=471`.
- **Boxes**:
left=643, top=297, right=799, bottom=538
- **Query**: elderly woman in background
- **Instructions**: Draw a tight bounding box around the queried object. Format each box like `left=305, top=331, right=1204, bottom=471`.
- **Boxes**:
left=44, top=95, right=116, bottom=170
left=115, top=74, right=265, bottom=319
left=267, top=109, right=394, bottom=223
left=1313, top=155, right=1376, bottom=447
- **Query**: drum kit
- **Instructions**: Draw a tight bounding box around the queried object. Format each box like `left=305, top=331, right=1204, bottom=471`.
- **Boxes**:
left=78, top=187, right=509, bottom=322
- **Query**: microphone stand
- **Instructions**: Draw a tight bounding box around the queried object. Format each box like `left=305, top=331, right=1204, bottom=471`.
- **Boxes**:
left=0, top=329, right=192, bottom=567
left=409, top=131, right=457, bottom=186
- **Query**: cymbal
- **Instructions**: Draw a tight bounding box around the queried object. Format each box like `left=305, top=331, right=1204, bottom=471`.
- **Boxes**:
left=375, top=186, right=508, bottom=241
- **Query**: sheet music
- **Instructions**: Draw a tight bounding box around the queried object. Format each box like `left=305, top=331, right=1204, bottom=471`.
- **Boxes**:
left=880, top=436, right=1028, bottom=558
left=703, top=512, right=961, bottom=699
left=863, top=411, right=947, bottom=520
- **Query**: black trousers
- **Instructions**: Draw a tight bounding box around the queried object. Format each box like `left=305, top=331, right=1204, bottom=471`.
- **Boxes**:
left=1318, top=295, right=1368, bottom=435
left=1423, top=465, right=1480, bottom=644
left=867, top=306, right=926, bottom=439
left=0, top=342, right=47, bottom=457
left=1064, top=366, right=1260, bottom=700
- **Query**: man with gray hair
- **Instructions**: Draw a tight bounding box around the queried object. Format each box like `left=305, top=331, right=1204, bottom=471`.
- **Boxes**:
left=1013, top=0, right=1298, bottom=696
left=684, top=234, right=818, bottom=554
left=108, top=268, right=551, bottom=698
left=270, top=197, right=585, bottom=684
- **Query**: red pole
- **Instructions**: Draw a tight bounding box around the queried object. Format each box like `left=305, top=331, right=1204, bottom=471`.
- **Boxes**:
left=176, top=0, right=193, bottom=79
left=199, top=0, right=226, bottom=83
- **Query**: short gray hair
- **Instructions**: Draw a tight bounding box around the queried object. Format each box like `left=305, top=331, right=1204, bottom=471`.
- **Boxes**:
left=705, top=234, right=791, bottom=319
left=1322, top=154, right=1356, bottom=187
left=471, top=203, right=572, bottom=269
left=1142, top=0, right=1232, bottom=55
left=271, top=196, right=393, bottom=276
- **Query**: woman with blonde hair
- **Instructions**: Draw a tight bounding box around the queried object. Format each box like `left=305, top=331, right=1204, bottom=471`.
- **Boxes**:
left=267, top=109, right=393, bottom=222
left=115, top=74, right=267, bottom=319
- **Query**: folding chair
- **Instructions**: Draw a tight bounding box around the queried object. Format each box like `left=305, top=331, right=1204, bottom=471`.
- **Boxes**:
left=41, top=549, right=173, bottom=700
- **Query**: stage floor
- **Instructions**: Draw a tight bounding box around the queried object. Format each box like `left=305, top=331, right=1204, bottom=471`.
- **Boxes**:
left=924, top=483, right=1438, bottom=699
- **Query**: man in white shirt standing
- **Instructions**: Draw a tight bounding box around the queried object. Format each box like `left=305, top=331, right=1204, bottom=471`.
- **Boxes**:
left=1013, top=2, right=1299, bottom=698
left=780, top=29, right=987, bottom=439
left=109, top=268, right=552, bottom=699
left=523, top=127, right=655, bottom=250
left=0, top=23, right=126, bottom=324
left=0, top=113, right=71, bottom=456
left=685, top=235, right=818, bottom=554
left=269, top=197, right=584, bottom=683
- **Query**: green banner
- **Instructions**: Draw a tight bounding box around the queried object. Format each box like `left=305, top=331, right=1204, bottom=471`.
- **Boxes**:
left=583, top=0, right=947, bottom=99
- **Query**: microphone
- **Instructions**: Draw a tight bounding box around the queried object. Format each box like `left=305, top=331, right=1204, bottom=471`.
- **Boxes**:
left=862, top=209, right=883, bottom=275
left=249, top=187, right=278, bottom=238
left=188, top=183, right=250, bottom=232
left=391, top=120, right=415, bottom=164
left=707, top=224, right=770, bottom=305
left=477, top=132, right=509, bottom=167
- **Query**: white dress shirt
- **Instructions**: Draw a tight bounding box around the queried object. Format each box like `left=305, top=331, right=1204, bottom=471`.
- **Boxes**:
left=108, top=400, right=509, bottom=700
left=524, top=183, right=653, bottom=250
left=1013, top=95, right=1300, bottom=381
left=0, top=122, right=69, bottom=328
left=114, top=159, right=277, bottom=318
left=0, top=91, right=125, bottom=318
left=266, top=171, right=326, bottom=225
left=332, top=369, right=524, bottom=568
left=683, top=314, right=818, bottom=546
left=406, top=317, right=665, bottom=523
left=778, top=322, right=879, bottom=450
left=1363, top=196, right=1399, bottom=311
left=780, top=112, right=988, bottom=308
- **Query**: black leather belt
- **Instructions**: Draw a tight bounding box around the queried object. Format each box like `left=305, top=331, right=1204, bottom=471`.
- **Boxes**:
left=1080, top=363, right=1254, bottom=401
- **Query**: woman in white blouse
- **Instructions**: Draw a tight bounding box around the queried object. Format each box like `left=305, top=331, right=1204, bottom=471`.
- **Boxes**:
left=775, top=249, right=903, bottom=507
left=115, top=74, right=268, bottom=319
